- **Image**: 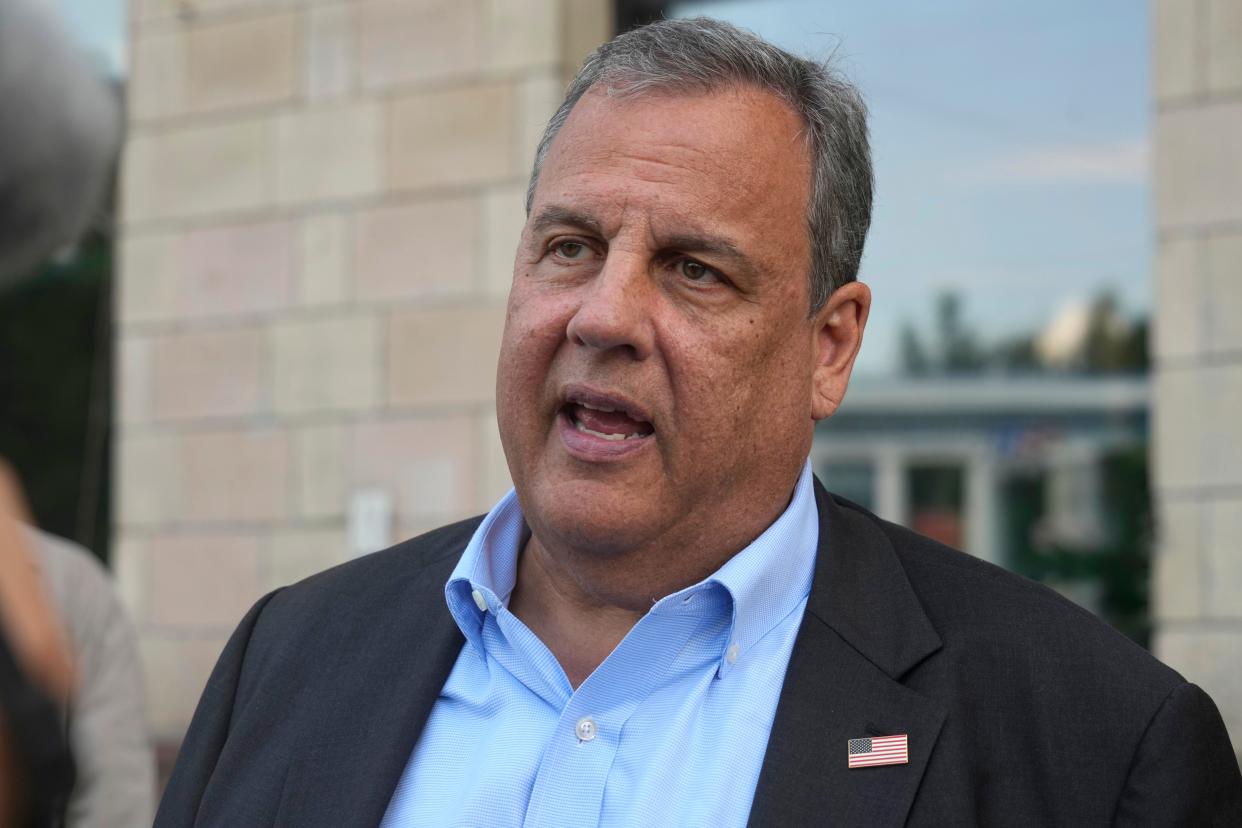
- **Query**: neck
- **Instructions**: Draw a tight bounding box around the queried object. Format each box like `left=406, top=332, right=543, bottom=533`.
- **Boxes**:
left=508, top=535, right=647, bottom=688
left=508, top=478, right=801, bottom=687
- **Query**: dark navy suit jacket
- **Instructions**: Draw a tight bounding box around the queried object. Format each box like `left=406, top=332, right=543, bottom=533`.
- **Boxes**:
left=156, top=481, right=1242, bottom=826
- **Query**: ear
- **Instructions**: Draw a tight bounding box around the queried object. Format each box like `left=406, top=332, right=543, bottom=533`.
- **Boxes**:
left=810, top=281, right=871, bottom=421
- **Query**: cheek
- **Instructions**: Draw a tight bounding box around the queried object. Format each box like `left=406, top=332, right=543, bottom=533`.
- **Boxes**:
left=497, top=285, right=576, bottom=399
left=670, top=316, right=812, bottom=436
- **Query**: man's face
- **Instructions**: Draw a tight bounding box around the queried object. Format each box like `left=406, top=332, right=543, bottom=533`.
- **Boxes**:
left=497, top=84, right=829, bottom=562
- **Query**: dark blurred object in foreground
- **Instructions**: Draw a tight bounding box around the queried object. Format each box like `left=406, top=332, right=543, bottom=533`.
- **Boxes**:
left=0, top=0, right=122, bottom=287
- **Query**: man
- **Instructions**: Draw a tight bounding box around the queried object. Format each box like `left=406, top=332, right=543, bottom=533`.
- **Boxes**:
left=157, top=18, right=1242, bottom=826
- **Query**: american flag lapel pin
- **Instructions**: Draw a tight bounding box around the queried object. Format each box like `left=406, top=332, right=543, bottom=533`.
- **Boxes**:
left=847, top=734, right=909, bottom=768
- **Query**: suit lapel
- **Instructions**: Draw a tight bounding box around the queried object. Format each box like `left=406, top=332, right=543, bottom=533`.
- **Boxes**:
left=276, top=546, right=467, bottom=828
left=749, top=482, right=947, bottom=827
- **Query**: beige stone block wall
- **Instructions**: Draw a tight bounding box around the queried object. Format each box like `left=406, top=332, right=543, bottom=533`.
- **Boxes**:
left=1151, top=0, right=1242, bottom=756
left=117, top=0, right=610, bottom=745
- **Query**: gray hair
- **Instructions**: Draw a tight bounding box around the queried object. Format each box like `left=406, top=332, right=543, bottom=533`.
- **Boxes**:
left=525, top=17, right=873, bottom=313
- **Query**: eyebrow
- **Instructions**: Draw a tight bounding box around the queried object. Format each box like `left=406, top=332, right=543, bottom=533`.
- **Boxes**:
left=529, top=206, right=605, bottom=238
left=656, top=232, right=750, bottom=268
left=530, top=204, right=756, bottom=273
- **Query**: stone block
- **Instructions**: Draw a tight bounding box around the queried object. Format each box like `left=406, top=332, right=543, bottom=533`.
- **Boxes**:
left=483, top=0, right=559, bottom=71
left=387, top=82, right=518, bottom=192
left=133, top=0, right=290, bottom=24
left=118, top=233, right=180, bottom=325
left=1155, top=102, right=1242, bottom=230
left=1205, top=232, right=1242, bottom=354
left=117, top=335, right=153, bottom=426
left=139, top=634, right=229, bottom=742
left=116, top=433, right=183, bottom=527
left=518, top=71, right=565, bottom=176
left=181, top=428, right=289, bottom=523
left=563, top=0, right=611, bottom=84
left=482, top=183, right=527, bottom=298
left=122, top=116, right=277, bottom=223
left=1201, top=362, right=1242, bottom=489
left=129, top=29, right=186, bottom=121
left=386, top=305, right=506, bottom=407
left=265, top=527, right=349, bottom=591
left=272, top=314, right=381, bottom=413
left=1206, top=497, right=1242, bottom=618
left=277, top=101, right=382, bottom=205
left=1208, top=0, right=1242, bottom=93
left=295, top=423, right=347, bottom=519
left=1152, top=365, right=1204, bottom=492
left=1153, top=235, right=1201, bottom=361
left=1153, top=500, right=1202, bottom=621
left=111, top=536, right=150, bottom=626
left=1155, top=627, right=1242, bottom=751
left=150, top=326, right=265, bottom=421
left=180, top=220, right=295, bottom=319
left=354, top=197, right=477, bottom=302
left=299, top=213, right=351, bottom=306
left=148, top=532, right=263, bottom=628
left=1153, top=0, right=1199, bottom=101
left=186, top=13, right=298, bottom=113
left=307, top=3, right=355, bottom=100
left=348, top=416, right=477, bottom=523
left=359, top=0, right=480, bottom=90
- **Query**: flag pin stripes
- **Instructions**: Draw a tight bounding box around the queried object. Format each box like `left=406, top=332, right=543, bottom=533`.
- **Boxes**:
left=847, top=734, right=909, bottom=768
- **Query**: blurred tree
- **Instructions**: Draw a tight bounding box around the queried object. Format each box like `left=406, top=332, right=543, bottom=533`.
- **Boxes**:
left=898, top=289, right=1149, bottom=376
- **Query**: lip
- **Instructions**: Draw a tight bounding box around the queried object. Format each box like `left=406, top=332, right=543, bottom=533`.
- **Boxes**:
left=559, top=383, right=653, bottom=424
left=557, top=383, right=655, bottom=462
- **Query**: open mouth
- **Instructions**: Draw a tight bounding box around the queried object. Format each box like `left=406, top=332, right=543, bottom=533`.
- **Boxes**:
left=561, top=399, right=655, bottom=442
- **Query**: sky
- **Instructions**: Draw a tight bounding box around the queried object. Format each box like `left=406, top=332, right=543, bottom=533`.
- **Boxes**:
left=674, top=0, right=1152, bottom=373
left=53, top=0, right=1151, bottom=375
left=54, top=0, right=126, bottom=76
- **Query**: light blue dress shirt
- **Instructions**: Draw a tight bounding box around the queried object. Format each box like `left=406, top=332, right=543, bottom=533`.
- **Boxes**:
left=380, top=460, right=820, bottom=827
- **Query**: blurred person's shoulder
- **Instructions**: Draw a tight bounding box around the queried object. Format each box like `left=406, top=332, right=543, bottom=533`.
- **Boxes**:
left=25, top=528, right=121, bottom=646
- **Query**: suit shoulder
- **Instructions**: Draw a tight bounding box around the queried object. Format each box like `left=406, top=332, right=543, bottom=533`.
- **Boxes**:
left=251, top=515, right=483, bottom=632
left=295, top=515, right=482, bottom=590
left=839, top=499, right=1183, bottom=695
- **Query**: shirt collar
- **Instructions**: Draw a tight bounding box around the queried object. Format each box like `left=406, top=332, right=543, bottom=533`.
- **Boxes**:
left=445, top=460, right=819, bottom=675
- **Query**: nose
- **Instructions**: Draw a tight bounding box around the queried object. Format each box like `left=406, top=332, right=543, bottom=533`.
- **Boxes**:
left=565, top=250, right=655, bottom=360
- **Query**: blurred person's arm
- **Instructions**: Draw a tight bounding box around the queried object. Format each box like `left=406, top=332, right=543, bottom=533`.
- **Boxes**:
left=0, top=459, right=75, bottom=824
left=0, top=460, right=73, bottom=701
left=32, top=530, right=155, bottom=828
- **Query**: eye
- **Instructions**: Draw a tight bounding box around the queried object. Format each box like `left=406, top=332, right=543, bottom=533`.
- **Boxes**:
left=553, top=240, right=592, bottom=260
left=676, top=259, right=721, bottom=284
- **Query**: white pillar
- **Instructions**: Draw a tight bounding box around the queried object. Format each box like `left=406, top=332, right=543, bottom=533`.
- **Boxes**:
left=875, top=445, right=907, bottom=525
left=966, top=446, right=999, bottom=565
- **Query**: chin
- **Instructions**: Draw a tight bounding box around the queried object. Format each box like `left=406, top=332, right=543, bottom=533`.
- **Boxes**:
left=521, top=476, right=662, bottom=558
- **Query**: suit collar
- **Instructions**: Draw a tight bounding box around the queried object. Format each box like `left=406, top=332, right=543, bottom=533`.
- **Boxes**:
left=275, top=480, right=947, bottom=826
left=748, top=479, right=947, bottom=827
left=276, top=542, right=470, bottom=828
left=807, top=479, right=942, bottom=679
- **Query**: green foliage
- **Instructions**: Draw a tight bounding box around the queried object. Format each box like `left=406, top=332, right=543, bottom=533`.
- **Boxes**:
left=898, top=289, right=1149, bottom=375
left=1006, top=447, right=1152, bottom=646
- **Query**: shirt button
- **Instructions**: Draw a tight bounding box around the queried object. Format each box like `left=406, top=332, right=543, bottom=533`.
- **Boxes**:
left=726, top=643, right=740, bottom=664
left=471, top=589, right=488, bottom=612
left=575, top=717, right=597, bottom=742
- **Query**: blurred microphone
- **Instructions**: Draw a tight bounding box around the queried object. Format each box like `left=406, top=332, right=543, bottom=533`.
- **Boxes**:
left=0, top=0, right=123, bottom=288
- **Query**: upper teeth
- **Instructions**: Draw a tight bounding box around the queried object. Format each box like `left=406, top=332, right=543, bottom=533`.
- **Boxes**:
left=578, top=401, right=617, bottom=413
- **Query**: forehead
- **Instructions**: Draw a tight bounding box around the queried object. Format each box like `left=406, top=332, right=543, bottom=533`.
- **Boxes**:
left=534, top=84, right=812, bottom=254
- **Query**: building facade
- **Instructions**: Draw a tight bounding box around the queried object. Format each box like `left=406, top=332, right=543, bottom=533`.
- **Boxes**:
left=1151, top=0, right=1242, bottom=754
left=116, top=0, right=609, bottom=750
